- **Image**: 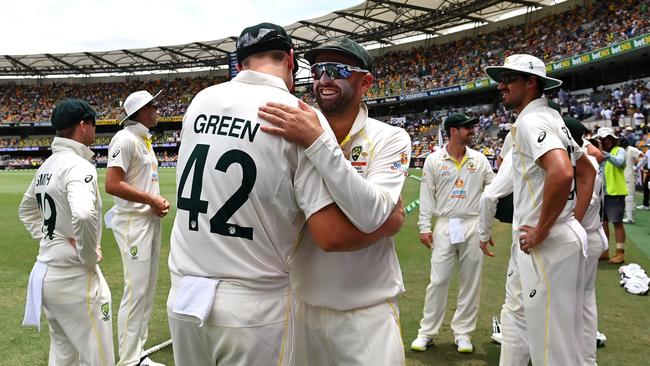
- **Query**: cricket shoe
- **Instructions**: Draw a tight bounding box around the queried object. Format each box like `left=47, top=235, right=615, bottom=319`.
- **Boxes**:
left=411, top=336, right=433, bottom=352
left=491, top=316, right=502, bottom=344
left=455, top=335, right=473, bottom=353
left=596, top=331, right=607, bottom=348
left=139, top=357, right=165, bottom=366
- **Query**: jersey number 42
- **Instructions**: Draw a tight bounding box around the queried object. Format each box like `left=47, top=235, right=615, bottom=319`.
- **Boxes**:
left=177, top=144, right=256, bottom=240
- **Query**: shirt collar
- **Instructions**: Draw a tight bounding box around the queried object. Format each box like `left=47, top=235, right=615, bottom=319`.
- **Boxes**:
left=233, top=70, right=289, bottom=92
left=124, top=120, right=152, bottom=139
left=51, top=137, right=94, bottom=162
left=513, top=97, right=548, bottom=127
left=340, top=103, right=369, bottom=147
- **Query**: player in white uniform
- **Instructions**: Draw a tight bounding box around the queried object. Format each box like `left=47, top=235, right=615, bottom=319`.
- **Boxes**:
left=105, top=90, right=169, bottom=366
left=167, top=25, right=403, bottom=366
left=411, top=113, right=495, bottom=353
left=259, top=37, right=411, bottom=365
left=622, top=139, right=643, bottom=223
left=484, top=54, right=595, bottom=365
left=19, top=99, right=114, bottom=366
left=562, top=117, right=606, bottom=366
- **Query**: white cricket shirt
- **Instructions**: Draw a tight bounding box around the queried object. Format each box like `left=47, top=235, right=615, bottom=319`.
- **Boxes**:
left=479, top=150, right=513, bottom=242
left=418, top=146, right=495, bottom=233
left=625, top=146, right=642, bottom=181
left=107, top=121, right=160, bottom=215
left=169, top=70, right=334, bottom=291
left=19, top=137, right=102, bottom=268
left=510, top=98, right=583, bottom=229
left=291, top=104, right=412, bottom=310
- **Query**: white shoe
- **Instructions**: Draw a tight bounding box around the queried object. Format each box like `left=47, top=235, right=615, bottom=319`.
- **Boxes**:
left=411, top=336, right=433, bottom=351
left=623, top=218, right=635, bottom=224
left=455, top=335, right=473, bottom=353
left=596, top=331, right=607, bottom=348
left=491, top=332, right=503, bottom=344
left=636, top=205, right=650, bottom=210
left=140, top=357, right=166, bottom=366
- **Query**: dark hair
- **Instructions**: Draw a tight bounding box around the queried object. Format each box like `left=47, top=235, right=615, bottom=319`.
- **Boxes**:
left=56, top=125, right=76, bottom=138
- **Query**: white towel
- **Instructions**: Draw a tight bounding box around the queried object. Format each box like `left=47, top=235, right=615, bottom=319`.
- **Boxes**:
left=597, top=227, right=609, bottom=251
left=172, top=276, right=220, bottom=327
left=448, top=218, right=465, bottom=244
left=565, top=218, right=588, bottom=257
left=104, top=207, right=115, bottom=229
left=22, top=261, right=48, bottom=330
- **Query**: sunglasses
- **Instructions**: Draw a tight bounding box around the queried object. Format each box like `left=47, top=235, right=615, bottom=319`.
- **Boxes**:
left=499, top=73, right=529, bottom=84
left=311, top=62, right=369, bottom=80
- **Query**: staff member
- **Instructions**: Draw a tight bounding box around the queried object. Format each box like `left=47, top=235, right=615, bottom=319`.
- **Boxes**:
left=411, top=113, right=494, bottom=354
left=19, top=99, right=114, bottom=365
left=106, top=90, right=169, bottom=366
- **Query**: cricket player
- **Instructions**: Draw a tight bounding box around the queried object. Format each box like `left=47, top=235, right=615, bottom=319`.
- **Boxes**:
left=563, top=117, right=605, bottom=366
left=259, top=37, right=411, bottom=365
left=484, top=54, right=594, bottom=365
left=410, top=113, right=495, bottom=354
left=105, top=90, right=169, bottom=366
left=167, top=25, right=403, bottom=366
left=622, top=136, right=643, bottom=223
left=19, top=99, right=114, bottom=366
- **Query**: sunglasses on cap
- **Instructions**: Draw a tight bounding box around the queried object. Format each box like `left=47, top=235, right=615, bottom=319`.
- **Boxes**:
left=310, top=62, right=369, bottom=80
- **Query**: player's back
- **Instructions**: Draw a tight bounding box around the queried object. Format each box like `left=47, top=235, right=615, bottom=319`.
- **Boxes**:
left=169, top=70, right=324, bottom=291
left=30, top=146, right=97, bottom=267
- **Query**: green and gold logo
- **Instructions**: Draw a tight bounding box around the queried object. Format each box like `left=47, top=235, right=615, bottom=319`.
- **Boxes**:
left=351, top=146, right=362, bottom=161
left=130, top=246, right=138, bottom=258
left=100, top=303, right=110, bottom=321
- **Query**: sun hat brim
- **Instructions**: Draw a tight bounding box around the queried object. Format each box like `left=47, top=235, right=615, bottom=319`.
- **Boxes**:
left=120, top=90, right=162, bottom=124
left=484, top=65, right=562, bottom=90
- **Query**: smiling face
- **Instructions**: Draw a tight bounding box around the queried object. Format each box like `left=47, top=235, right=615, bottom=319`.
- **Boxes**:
left=498, top=72, right=530, bottom=111
left=312, top=51, right=372, bottom=117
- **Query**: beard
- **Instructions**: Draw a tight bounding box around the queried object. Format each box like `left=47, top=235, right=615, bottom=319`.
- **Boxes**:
left=315, top=93, right=350, bottom=115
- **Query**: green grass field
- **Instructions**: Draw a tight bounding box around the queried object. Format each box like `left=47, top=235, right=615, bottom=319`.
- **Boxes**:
left=1, top=168, right=649, bottom=365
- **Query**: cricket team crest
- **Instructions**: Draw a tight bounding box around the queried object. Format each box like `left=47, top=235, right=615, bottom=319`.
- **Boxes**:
left=351, top=146, right=362, bottom=161
left=130, top=246, right=138, bottom=259
left=100, top=303, right=110, bottom=321
left=467, top=160, right=477, bottom=172
left=349, top=145, right=368, bottom=175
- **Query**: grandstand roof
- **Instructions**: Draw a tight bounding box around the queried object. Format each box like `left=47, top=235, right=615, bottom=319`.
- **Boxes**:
left=0, top=0, right=556, bottom=76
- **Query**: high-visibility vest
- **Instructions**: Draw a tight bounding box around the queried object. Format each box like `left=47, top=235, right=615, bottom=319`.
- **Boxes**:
left=604, top=146, right=628, bottom=196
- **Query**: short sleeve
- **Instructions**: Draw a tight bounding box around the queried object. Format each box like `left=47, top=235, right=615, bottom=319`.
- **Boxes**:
left=107, top=133, right=134, bottom=171
left=520, top=117, right=566, bottom=162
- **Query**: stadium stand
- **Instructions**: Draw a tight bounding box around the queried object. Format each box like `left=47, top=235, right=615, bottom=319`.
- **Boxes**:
left=1, top=0, right=650, bottom=171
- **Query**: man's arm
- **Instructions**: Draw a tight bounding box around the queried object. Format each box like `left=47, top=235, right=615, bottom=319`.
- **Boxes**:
left=417, top=155, right=436, bottom=248
left=105, top=167, right=169, bottom=217
left=66, top=166, right=100, bottom=267
left=308, top=199, right=405, bottom=252
left=604, top=147, right=626, bottom=168
left=479, top=151, right=514, bottom=256
left=519, top=148, right=574, bottom=252
left=574, top=154, right=596, bottom=222
left=18, top=177, right=43, bottom=240
left=259, top=101, right=409, bottom=233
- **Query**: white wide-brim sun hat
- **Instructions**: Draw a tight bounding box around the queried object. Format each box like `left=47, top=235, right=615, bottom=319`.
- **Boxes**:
left=484, top=54, right=562, bottom=90
left=597, top=127, right=618, bottom=140
left=121, top=90, right=162, bottom=123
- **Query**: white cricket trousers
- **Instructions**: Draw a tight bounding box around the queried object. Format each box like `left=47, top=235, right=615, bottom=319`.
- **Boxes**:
left=293, top=298, right=404, bottom=366
left=499, top=221, right=586, bottom=366
left=624, top=180, right=636, bottom=221
left=583, top=230, right=604, bottom=366
left=43, top=266, right=115, bottom=366
left=111, top=213, right=161, bottom=366
left=417, top=216, right=483, bottom=338
left=167, top=276, right=293, bottom=366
